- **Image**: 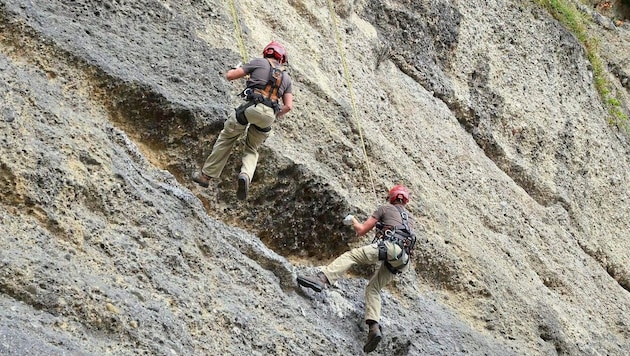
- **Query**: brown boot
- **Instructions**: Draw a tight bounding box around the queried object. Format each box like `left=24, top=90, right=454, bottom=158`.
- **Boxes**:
left=363, top=322, right=382, bottom=353
left=192, top=171, right=210, bottom=188
left=296, top=272, right=330, bottom=292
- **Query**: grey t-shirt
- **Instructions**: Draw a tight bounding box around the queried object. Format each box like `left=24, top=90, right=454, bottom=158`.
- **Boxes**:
left=242, top=57, right=292, bottom=97
left=371, top=203, right=415, bottom=230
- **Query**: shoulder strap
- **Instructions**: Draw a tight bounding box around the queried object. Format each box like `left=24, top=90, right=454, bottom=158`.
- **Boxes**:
left=253, top=58, right=284, bottom=102
left=393, top=205, right=417, bottom=256
left=393, top=205, right=412, bottom=233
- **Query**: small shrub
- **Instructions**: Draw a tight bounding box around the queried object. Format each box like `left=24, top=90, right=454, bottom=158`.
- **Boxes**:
left=533, top=0, right=628, bottom=130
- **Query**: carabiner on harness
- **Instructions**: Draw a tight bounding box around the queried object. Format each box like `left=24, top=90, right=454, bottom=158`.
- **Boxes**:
left=240, top=87, right=252, bottom=99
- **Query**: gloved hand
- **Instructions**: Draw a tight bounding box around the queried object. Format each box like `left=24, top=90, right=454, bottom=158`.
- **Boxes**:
left=343, top=214, right=354, bottom=226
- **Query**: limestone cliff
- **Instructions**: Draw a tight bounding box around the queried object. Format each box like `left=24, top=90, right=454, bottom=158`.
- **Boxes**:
left=1, top=0, right=629, bottom=355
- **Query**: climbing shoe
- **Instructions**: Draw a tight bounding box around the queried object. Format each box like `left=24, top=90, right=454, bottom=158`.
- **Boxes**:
left=296, top=272, right=329, bottom=292
left=236, top=173, right=249, bottom=200
left=192, top=171, right=210, bottom=188
left=363, top=322, right=382, bottom=353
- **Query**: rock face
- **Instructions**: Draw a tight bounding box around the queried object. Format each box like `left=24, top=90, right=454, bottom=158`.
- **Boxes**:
left=1, top=0, right=629, bottom=355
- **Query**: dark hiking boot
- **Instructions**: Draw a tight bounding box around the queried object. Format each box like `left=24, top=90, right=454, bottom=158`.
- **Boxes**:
left=296, top=272, right=330, bottom=292
left=192, top=171, right=210, bottom=188
left=363, top=323, right=382, bottom=353
left=236, top=173, right=249, bottom=200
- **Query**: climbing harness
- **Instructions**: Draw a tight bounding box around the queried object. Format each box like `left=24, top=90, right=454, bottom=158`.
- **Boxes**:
left=235, top=58, right=286, bottom=132
left=372, top=205, right=417, bottom=274
left=245, top=58, right=285, bottom=111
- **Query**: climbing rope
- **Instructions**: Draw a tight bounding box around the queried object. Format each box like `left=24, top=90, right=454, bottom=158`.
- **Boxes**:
left=327, top=0, right=379, bottom=205
left=227, top=0, right=248, bottom=63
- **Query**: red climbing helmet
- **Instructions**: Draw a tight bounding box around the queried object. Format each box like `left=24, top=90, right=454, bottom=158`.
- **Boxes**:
left=262, top=41, right=287, bottom=64
left=388, top=185, right=410, bottom=204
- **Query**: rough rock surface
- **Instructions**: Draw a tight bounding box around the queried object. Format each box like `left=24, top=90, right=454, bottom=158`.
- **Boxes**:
left=1, top=0, right=629, bottom=355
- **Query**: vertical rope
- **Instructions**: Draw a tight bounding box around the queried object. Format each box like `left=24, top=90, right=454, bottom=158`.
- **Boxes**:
left=227, top=0, right=248, bottom=63
left=327, top=0, right=378, bottom=205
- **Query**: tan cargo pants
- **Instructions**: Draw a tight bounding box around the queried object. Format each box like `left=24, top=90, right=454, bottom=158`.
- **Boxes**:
left=322, top=241, right=409, bottom=322
left=201, top=103, right=275, bottom=180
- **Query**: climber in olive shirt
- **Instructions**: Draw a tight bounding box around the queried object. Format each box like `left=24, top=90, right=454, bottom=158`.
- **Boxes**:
left=297, top=185, right=418, bottom=353
left=192, top=41, right=293, bottom=200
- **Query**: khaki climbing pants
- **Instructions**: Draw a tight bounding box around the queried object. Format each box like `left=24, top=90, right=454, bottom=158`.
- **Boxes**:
left=322, top=241, right=409, bottom=323
left=201, top=103, right=275, bottom=180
